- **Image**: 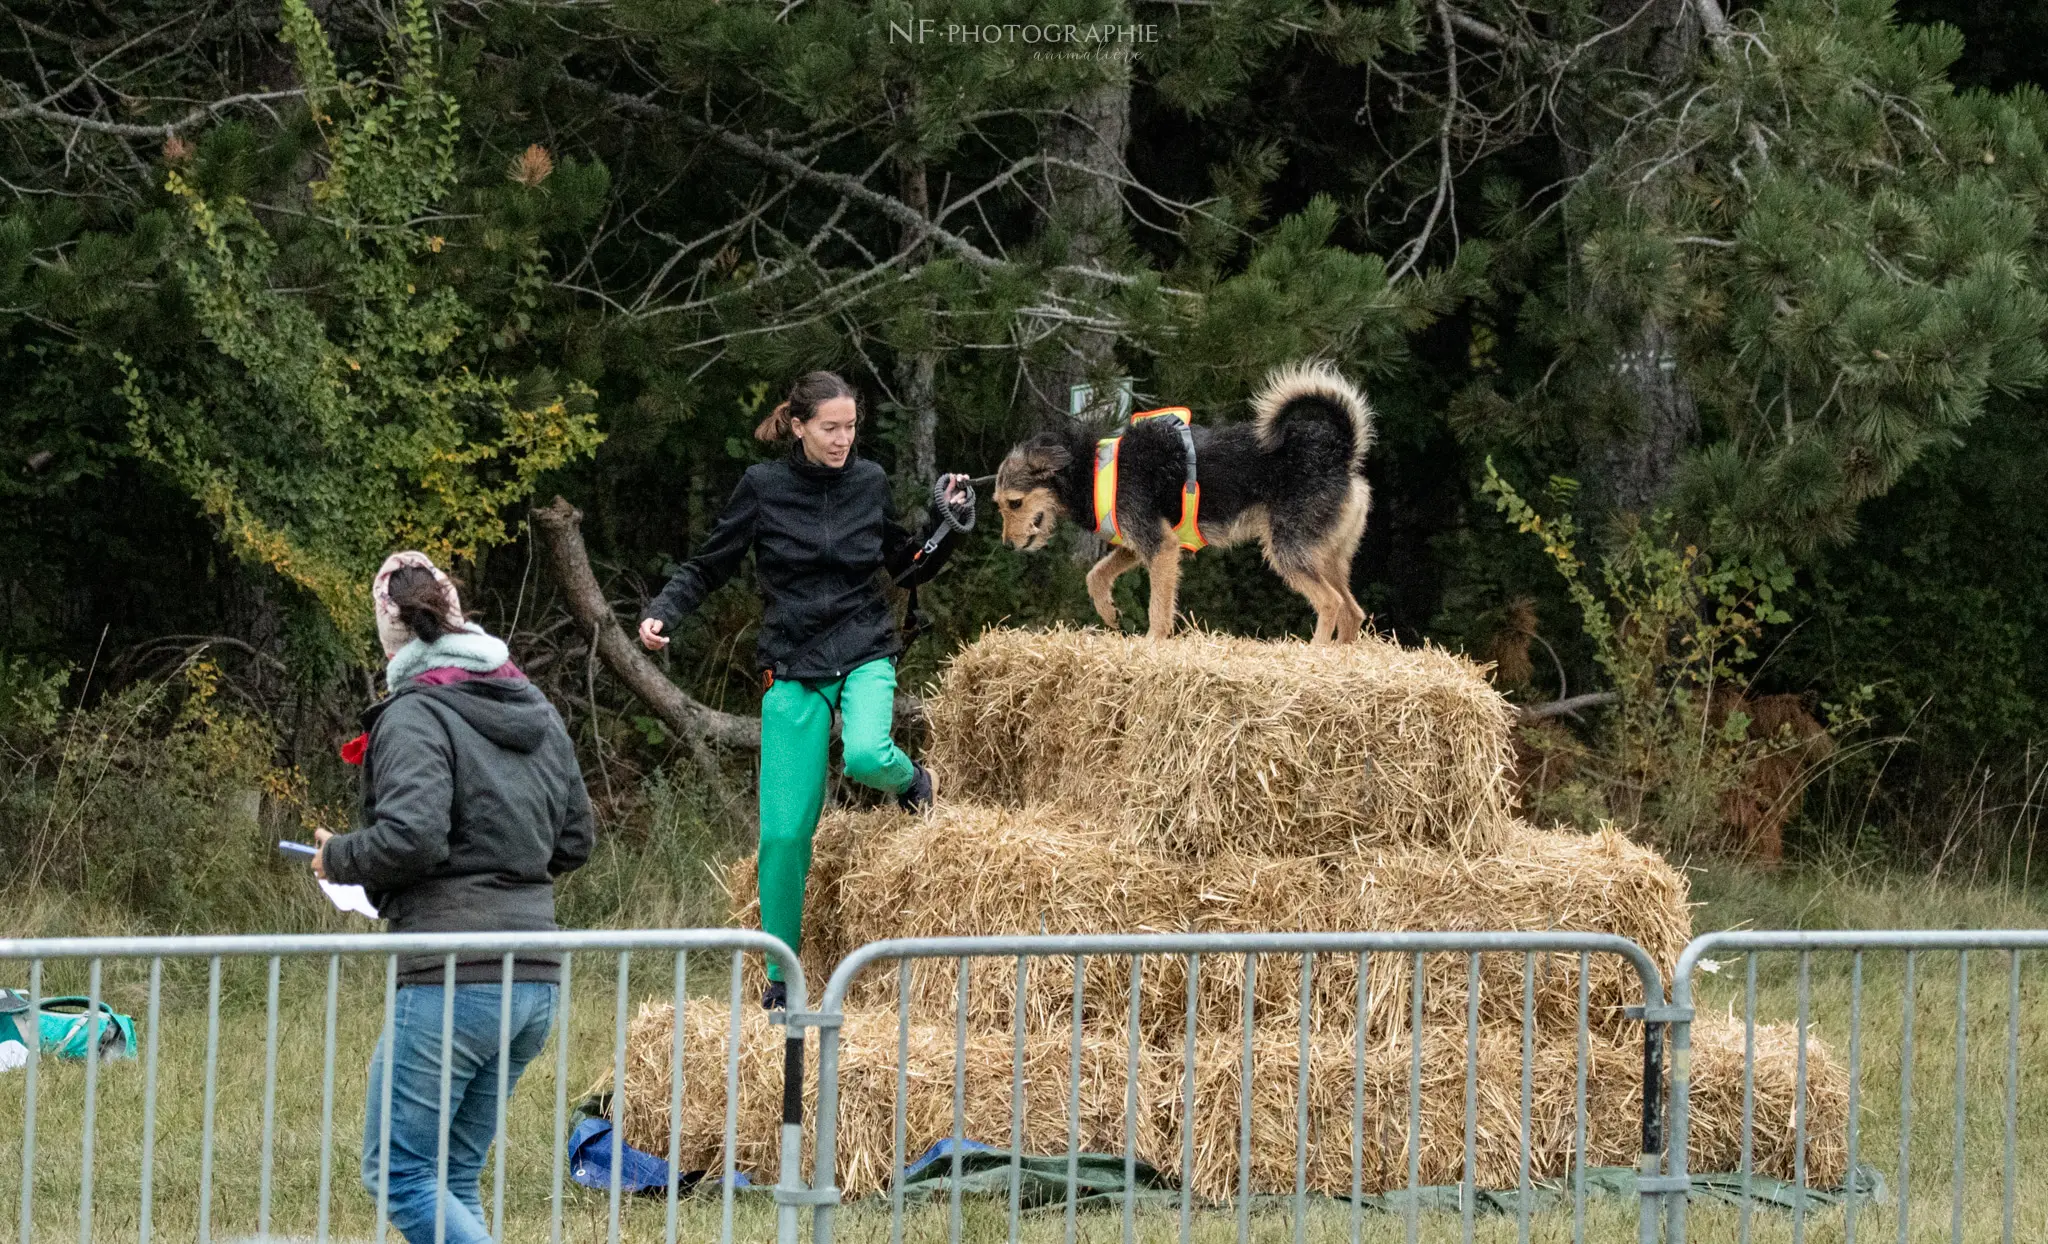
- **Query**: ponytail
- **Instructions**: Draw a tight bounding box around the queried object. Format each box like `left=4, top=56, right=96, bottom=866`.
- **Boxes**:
left=754, top=400, right=795, bottom=442
left=754, top=371, right=858, bottom=442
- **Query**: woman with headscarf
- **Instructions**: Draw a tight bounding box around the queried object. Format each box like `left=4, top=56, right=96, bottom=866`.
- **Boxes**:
left=314, top=552, right=594, bottom=1244
left=636, top=370, right=974, bottom=1010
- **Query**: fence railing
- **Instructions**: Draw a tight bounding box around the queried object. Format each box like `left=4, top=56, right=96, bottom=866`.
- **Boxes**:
left=1662, top=929, right=2048, bottom=1244
left=805, top=931, right=1671, bottom=1244
left=16, top=925, right=2047, bottom=1244
left=1, top=929, right=809, bottom=1244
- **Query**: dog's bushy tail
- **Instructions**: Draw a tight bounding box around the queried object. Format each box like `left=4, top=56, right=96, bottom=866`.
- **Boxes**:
left=1250, top=361, right=1374, bottom=472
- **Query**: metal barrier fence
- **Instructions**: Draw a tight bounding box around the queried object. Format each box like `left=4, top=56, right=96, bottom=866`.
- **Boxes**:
left=1662, top=930, right=2048, bottom=1244
left=806, top=932, right=1671, bottom=1244
left=2, top=930, right=808, bottom=1244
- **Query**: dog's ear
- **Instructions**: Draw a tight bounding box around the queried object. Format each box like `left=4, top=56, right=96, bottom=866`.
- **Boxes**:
left=1021, top=439, right=1071, bottom=476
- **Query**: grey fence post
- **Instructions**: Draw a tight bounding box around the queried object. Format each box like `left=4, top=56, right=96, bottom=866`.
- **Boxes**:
left=807, top=930, right=1665, bottom=1244
left=1665, top=929, right=2048, bottom=1244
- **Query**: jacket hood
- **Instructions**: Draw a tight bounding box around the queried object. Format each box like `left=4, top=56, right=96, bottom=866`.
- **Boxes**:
left=366, top=678, right=555, bottom=753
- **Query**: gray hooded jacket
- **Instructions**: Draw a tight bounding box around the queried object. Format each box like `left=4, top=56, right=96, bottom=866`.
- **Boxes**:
left=323, top=678, right=595, bottom=984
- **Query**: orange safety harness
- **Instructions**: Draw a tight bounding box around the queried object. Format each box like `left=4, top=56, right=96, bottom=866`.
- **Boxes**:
left=1093, top=406, right=1207, bottom=553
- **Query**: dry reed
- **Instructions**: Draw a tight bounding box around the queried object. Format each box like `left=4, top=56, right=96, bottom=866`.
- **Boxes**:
left=922, top=627, right=1516, bottom=857
left=609, top=999, right=1846, bottom=1201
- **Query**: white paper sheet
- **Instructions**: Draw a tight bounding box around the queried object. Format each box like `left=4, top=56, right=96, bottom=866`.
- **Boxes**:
left=319, top=879, right=380, bottom=920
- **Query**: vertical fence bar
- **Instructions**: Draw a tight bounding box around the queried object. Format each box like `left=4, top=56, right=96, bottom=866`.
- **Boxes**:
left=1294, top=953, right=1314, bottom=1244
left=1518, top=953, right=1535, bottom=1244
left=1180, top=954, right=1200, bottom=1244
left=2003, top=950, right=2021, bottom=1244
left=664, top=952, right=689, bottom=1244
left=258, top=956, right=282, bottom=1238
left=1237, top=953, right=1259, bottom=1244
left=1950, top=951, right=1968, bottom=1244
left=895, top=959, right=913, bottom=1244
left=1125, top=956, right=1144, bottom=1244
left=376, top=955, right=398, bottom=1244
left=75, top=958, right=103, bottom=1244
left=494, top=954, right=515, bottom=1244
left=139, top=958, right=164, bottom=1244
left=609, top=952, right=633, bottom=1244
left=1460, top=954, right=1481, bottom=1244
left=1845, top=952, right=1864, bottom=1244
left=948, top=957, right=970, bottom=1244
left=1406, top=952, right=1425, bottom=1244
left=720, top=952, right=745, bottom=1244
left=1897, top=951, right=1916, bottom=1244
left=550, top=953, right=575, bottom=1244
left=199, top=955, right=225, bottom=1244
left=1065, top=955, right=1089, bottom=1244
left=16, top=960, right=37, bottom=1244
left=1009, top=955, right=1029, bottom=1244
left=1573, top=953, right=1589, bottom=1244
left=317, top=955, right=341, bottom=1244
left=1351, top=953, right=1369, bottom=1244
left=1740, top=954, right=1756, bottom=1244
left=1793, top=951, right=1810, bottom=1244
left=436, top=956, right=459, bottom=1244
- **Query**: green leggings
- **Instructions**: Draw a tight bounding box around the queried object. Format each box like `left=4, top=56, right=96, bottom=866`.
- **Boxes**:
left=759, top=657, right=915, bottom=980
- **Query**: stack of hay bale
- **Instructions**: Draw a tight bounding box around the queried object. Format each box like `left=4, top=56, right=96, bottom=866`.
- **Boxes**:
left=612, top=627, right=1846, bottom=1200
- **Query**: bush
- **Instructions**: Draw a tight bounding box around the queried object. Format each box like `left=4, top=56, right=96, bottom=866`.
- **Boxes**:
left=0, top=654, right=338, bottom=931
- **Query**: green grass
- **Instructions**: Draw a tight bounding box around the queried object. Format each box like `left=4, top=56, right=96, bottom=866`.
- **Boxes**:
left=7, top=865, right=2048, bottom=1242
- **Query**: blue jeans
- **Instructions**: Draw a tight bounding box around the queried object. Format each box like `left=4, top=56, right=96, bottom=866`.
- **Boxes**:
left=361, top=982, right=557, bottom=1244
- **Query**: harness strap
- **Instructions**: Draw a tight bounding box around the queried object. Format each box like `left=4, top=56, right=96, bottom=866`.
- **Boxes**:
left=1092, top=406, right=1207, bottom=552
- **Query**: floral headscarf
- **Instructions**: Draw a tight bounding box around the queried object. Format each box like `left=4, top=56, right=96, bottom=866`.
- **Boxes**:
left=371, top=551, right=466, bottom=659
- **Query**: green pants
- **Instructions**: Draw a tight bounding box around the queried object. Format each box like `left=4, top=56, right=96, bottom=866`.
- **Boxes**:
left=759, top=657, right=915, bottom=980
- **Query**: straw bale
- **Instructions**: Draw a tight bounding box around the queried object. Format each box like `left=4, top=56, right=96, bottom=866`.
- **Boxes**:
left=784, top=807, right=1686, bottom=1044
left=1187, top=823, right=1691, bottom=1039
left=609, top=998, right=1845, bottom=1201
left=608, top=998, right=1176, bottom=1196
left=923, top=626, right=1516, bottom=857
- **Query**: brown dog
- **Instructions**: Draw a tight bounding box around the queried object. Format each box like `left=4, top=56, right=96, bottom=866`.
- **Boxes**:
left=993, top=362, right=1374, bottom=642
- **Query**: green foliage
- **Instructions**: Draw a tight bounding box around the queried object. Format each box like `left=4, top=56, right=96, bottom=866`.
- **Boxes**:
left=121, top=0, right=602, bottom=644
left=1483, top=460, right=1803, bottom=844
left=1536, top=0, right=2048, bottom=550
left=0, top=657, right=334, bottom=930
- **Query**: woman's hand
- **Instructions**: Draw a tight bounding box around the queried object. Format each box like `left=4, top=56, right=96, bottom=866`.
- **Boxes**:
left=938, top=473, right=971, bottom=509
left=639, top=617, right=670, bottom=650
left=312, top=827, right=334, bottom=881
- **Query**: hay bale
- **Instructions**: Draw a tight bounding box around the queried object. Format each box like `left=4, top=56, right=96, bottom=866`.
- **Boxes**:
left=923, top=627, right=1516, bottom=857
left=787, top=807, right=1685, bottom=1043
left=1188, top=823, right=1691, bottom=1040
left=609, top=998, right=1844, bottom=1200
left=609, top=998, right=1175, bottom=1196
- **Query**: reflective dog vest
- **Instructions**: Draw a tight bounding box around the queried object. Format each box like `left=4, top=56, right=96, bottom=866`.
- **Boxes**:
left=1093, top=406, right=1207, bottom=552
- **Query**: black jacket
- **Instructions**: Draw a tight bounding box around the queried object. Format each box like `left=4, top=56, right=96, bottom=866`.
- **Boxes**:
left=323, top=678, right=595, bottom=984
left=641, top=446, right=963, bottom=682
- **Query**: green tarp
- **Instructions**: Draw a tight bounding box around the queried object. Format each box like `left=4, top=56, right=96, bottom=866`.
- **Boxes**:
left=880, top=1141, right=1889, bottom=1216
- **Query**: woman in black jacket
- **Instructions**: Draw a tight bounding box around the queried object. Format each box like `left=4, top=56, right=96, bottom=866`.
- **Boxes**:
left=638, top=370, right=971, bottom=1008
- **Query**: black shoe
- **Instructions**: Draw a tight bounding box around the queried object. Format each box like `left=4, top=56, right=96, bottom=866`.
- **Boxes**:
left=761, top=980, right=787, bottom=1012
left=896, top=763, right=935, bottom=814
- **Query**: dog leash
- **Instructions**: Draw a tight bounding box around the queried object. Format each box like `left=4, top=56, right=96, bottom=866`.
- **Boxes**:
left=762, top=475, right=977, bottom=689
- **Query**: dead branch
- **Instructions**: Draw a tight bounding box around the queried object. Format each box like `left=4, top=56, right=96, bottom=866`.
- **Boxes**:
left=531, top=496, right=763, bottom=749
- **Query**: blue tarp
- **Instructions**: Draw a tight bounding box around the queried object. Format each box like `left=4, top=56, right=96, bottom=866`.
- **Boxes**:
left=566, top=1113, right=753, bottom=1196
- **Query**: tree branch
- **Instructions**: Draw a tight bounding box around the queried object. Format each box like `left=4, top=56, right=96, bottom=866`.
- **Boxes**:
left=1518, top=691, right=1619, bottom=721
left=0, top=90, right=304, bottom=138
left=530, top=496, right=763, bottom=749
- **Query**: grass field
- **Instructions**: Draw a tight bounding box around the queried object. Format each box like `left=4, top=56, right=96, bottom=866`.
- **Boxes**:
left=5, top=864, right=2048, bottom=1243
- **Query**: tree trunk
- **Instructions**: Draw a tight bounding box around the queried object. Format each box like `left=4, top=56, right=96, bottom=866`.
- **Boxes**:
left=894, top=151, right=940, bottom=514
left=1033, top=68, right=1132, bottom=425
left=1560, top=0, right=1709, bottom=516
